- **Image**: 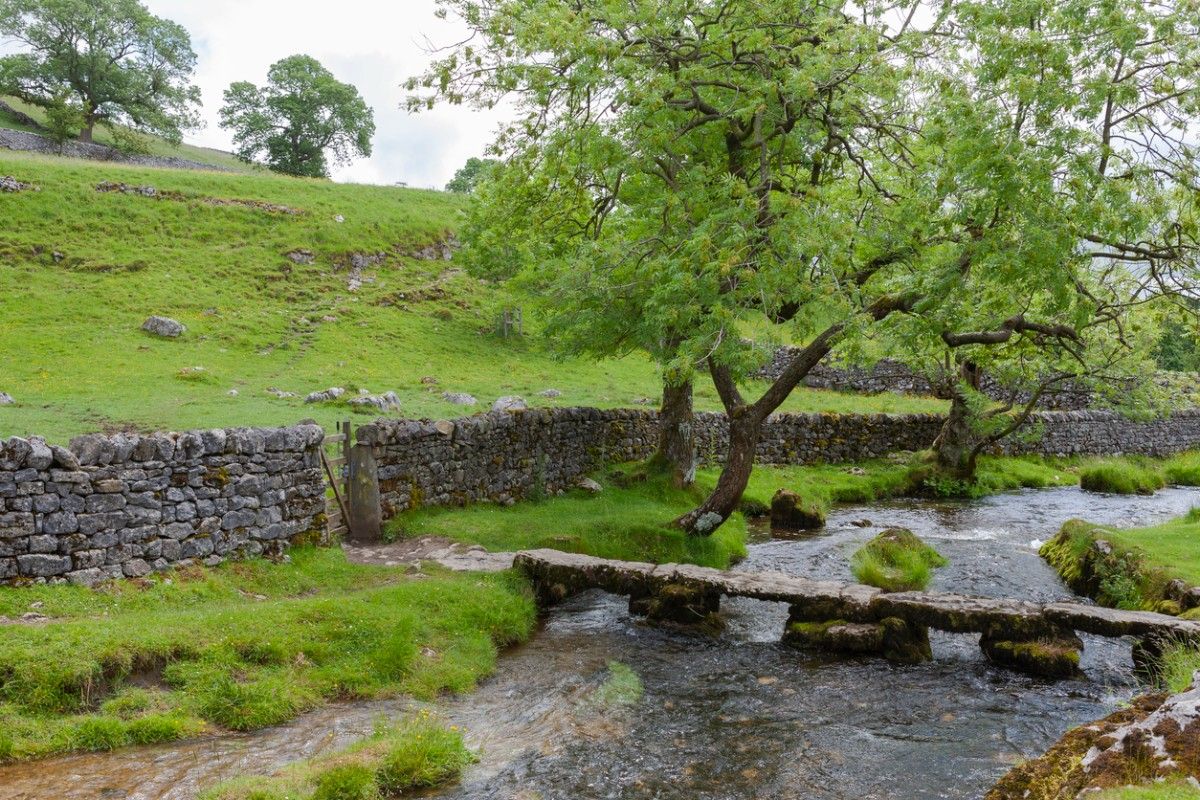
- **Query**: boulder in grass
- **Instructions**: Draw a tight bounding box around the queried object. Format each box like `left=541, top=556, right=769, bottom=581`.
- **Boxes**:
left=348, top=391, right=401, bottom=412
left=305, top=387, right=345, bottom=404
left=0, top=392, right=13, bottom=406
left=442, top=392, right=478, bottom=407
left=142, top=316, right=186, bottom=338
left=492, top=396, right=527, bottom=413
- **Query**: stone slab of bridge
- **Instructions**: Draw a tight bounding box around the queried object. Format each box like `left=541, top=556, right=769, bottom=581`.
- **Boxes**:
left=514, top=549, right=1200, bottom=679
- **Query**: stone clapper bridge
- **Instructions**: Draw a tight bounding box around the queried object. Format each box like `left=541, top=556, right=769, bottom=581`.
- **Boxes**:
left=510, top=549, right=1200, bottom=679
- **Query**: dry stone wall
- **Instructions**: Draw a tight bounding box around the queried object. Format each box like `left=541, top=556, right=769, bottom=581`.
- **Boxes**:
left=359, top=407, right=1200, bottom=517
left=0, top=425, right=326, bottom=585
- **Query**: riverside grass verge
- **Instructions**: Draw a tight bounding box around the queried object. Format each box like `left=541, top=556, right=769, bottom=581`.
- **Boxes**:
left=201, top=712, right=474, bottom=800
left=1041, top=510, right=1200, bottom=617
left=0, top=149, right=946, bottom=441
left=385, top=454, right=1164, bottom=565
left=0, top=548, right=536, bottom=763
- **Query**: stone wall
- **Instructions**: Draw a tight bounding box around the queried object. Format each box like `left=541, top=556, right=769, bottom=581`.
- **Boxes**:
left=0, top=125, right=238, bottom=173
left=360, top=407, right=1200, bottom=517
left=0, top=425, right=326, bottom=585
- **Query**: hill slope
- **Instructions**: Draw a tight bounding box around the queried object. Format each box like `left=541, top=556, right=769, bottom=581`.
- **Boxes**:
left=0, top=151, right=945, bottom=441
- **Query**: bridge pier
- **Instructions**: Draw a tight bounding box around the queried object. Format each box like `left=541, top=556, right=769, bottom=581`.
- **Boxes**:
left=783, top=603, right=932, bottom=664
left=978, top=621, right=1084, bottom=679
left=629, top=583, right=721, bottom=625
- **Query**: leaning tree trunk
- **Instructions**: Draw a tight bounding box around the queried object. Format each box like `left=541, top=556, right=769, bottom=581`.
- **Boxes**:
left=675, top=413, right=761, bottom=534
left=653, top=379, right=696, bottom=488
left=931, top=389, right=979, bottom=481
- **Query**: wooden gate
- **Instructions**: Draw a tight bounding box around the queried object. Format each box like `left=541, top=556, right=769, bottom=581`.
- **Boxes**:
left=322, top=420, right=352, bottom=540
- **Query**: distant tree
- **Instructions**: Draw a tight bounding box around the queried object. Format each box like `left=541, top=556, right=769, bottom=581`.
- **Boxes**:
left=446, top=157, right=498, bottom=194
left=0, top=0, right=201, bottom=143
left=219, top=55, right=375, bottom=178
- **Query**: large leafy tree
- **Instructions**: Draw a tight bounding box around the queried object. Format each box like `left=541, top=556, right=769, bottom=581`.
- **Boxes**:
left=0, top=0, right=201, bottom=143
left=412, top=0, right=1199, bottom=534
left=446, top=157, right=498, bottom=193
left=220, top=55, right=375, bottom=178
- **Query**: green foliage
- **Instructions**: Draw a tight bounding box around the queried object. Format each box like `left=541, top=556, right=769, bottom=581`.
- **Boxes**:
left=1163, top=454, right=1200, bottom=487
left=445, top=157, right=498, bottom=194
left=220, top=55, right=375, bottom=178
left=40, top=90, right=81, bottom=146
left=0, top=549, right=535, bottom=761
left=851, top=529, right=948, bottom=592
left=0, top=0, right=201, bottom=142
left=202, top=714, right=473, bottom=800
left=1080, top=462, right=1166, bottom=496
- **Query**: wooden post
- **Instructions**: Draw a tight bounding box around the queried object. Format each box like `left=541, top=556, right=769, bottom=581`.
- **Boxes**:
left=348, top=440, right=383, bottom=543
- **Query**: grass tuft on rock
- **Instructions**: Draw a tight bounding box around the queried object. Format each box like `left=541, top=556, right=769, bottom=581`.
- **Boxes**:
left=0, top=548, right=535, bottom=762
left=202, top=712, right=474, bottom=800
left=851, top=529, right=948, bottom=592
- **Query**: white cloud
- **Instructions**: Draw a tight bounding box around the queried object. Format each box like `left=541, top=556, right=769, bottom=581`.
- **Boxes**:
left=142, top=0, right=506, bottom=187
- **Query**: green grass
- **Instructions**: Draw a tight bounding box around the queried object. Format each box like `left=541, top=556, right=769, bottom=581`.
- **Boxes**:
left=1093, top=783, right=1200, bottom=800
left=0, top=96, right=259, bottom=174
left=0, top=150, right=947, bottom=443
left=1081, top=460, right=1168, bottom=495
left=850, top=529, right=948, bottom=591
left=201, top=712, right=474, bottom=800
left=589, top=662, right=644, bottom=710
left=1104, top=510, right=1200, bottom=587
left=0, top=548, right=535, bottom=761
left=387, top=467, right=748, bottom=569
left=1157, top=643, right=1200, bottom=694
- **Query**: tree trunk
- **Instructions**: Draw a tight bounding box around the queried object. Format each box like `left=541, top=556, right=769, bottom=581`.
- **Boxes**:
left=654, top=379, right=696, bottom=488
left=675, top=413, right=760, bottom=534
left=931, top=389, right=979, bottom=481
left=78, top=119, right=95, bottom=143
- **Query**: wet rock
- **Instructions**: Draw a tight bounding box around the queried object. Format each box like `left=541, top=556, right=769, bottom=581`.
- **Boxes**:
left=783, top=615, right=932, bottom=664
left=979, top=621, right=1083, bottom=679
left=305, top=387, right=345, bottom=404
left=770, top=489, right=826, bottom=532
left=629, top=582, right=721, bottom=626
left=442, top=392, right=478, bottom=406
left=492, top=395, right=527, bottom=413
left=141, top=316, right=186, bottom=338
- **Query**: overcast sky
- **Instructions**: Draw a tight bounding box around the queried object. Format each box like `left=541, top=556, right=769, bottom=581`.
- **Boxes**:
left=143, top=0, right=505, bottom=188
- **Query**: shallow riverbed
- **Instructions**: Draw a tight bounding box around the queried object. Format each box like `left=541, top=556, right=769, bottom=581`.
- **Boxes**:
left=1, top=486, right=1196, bottom=800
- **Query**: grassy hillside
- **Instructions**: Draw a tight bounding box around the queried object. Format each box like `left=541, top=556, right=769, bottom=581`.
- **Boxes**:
left=0, top=150, right=945, bottom=442
left=0, top=97, right=258, bottom=174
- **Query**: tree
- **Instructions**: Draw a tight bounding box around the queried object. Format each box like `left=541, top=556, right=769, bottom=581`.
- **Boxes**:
left=220, top=55, right=375, bottom=178
left=0, top=0, right=201, bottom=143
left=411, top=0, right=1199, bottom=534
left=446, top=157, right=498, bottom=193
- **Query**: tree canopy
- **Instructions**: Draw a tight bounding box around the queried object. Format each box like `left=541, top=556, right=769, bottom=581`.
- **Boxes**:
left=0, top=0, right=201, bottom=143
left=412, top=0, right=1200, bottom=531
left=220, top=55, right=375, bottom=178
left=446, top=157, right=498, bottom=193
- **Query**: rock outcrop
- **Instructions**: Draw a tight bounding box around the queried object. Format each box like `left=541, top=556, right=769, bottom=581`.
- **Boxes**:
left=141, top=316, right=186, bottom=338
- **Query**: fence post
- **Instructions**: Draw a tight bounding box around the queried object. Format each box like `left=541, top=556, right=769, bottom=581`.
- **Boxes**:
left=347, top=440, right=383, bottom=542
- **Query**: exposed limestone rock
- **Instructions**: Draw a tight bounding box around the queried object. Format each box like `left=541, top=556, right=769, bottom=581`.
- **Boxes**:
left=770, top=489, right=826, bottom=532
left=577, top=477, right=603, bottom=494
left=0, top=175, right=37, bottom=192
left=986, top=674, right=1200, bottom=798
left=538, top=388, right=563, bottom=398
left=0, top=392, right=13, bottom=406
left=442, top=392, right=478, bottom=406
left=492, top=396, right=528, bottom=413
left=305, top=387, right=346, bottom=404
left=141, top=316, right=186, bottom=338
left=348, top=391, right=400, bottom=412
left=979, top=621, right=1083, bottom=679
left=285, top=249, right=315, bottom=265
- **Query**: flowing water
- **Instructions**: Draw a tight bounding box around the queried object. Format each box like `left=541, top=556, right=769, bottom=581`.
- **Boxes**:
left=1, top=486, right=1197, bottom=800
